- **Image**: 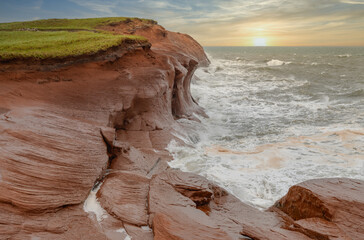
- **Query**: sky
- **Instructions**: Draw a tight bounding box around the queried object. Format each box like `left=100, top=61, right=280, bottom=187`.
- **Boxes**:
left=1, top=0, right=364, bottom=46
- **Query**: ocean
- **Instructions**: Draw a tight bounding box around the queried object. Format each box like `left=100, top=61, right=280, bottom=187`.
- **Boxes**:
left=168, top=46, right=364, bottom=209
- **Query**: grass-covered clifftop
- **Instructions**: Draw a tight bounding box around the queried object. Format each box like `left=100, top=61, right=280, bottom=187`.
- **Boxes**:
left=0, top=17, right=154, bottom=61
left=0, top=17, right=156, bottom=31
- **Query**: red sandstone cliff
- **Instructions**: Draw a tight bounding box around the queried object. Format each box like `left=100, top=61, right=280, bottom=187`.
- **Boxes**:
left=0, top=20, right=363, bottom=240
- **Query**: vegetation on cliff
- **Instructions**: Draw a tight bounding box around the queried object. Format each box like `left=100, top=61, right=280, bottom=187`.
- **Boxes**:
left=0, top=31, right=146, bottom=60
left=0, top=17, right=153, bottom=60
left=0, top=17, right=156, bottom=31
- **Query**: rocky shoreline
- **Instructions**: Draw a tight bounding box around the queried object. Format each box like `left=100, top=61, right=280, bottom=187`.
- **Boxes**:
left=0, top=20, right=363, bottom=240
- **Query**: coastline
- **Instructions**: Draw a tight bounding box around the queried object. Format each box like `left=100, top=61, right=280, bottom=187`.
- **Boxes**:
left=0, top=19, right=363, bottom=240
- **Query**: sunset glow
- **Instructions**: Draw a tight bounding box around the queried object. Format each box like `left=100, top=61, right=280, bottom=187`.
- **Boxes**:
left=1, top=1, right=364, bottom=46
left=253, top=38, right=267, bottom=46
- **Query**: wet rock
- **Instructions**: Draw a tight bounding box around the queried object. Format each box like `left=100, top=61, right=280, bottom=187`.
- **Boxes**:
left=148, top=170, right=311, bottom=240
left=0, top=18, right=208, bottom=238
left=124, top=223, right=154, bottom=240
left=148, top=171, right=196, bottom=215
left=153, top=210, right=232, bottom=240
left=0, top=202, right=109, bottom=240
left=160, top=170, right=213, bottom=206
left=275, top=178, right=364, bottom=240
left=100, top=127, right=116, bottom=148
left=0, top=108, right=109, bottom=211
left=97, top=171, right=150, bottom=226
left=292, top=217, right=349, bottom=240
left=201, top=183, right=312, bottom=240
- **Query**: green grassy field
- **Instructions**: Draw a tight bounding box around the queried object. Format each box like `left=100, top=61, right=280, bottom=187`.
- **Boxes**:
left=0, top=31, right=146, bottom=60
left=0, top=17, right=156, bottom=30
left=0, top=17, right=152, bottom=61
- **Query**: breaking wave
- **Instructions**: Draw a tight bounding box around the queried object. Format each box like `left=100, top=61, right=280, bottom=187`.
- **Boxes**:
left=168, top=46, right=364, bottom=209
left=267, top=59, right=291, bottom=66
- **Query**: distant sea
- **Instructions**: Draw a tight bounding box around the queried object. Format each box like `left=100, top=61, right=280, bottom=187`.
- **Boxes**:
left=169, top=46, right=364, bottom=209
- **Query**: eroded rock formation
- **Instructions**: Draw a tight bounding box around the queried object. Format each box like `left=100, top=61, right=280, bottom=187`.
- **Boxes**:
left=272, top=178, right=364, bottom=240
left=1, top=19, right=363, bottom=240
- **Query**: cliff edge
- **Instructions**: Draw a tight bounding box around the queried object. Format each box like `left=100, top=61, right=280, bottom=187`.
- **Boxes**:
left=0, top=18, right=363, bottom=240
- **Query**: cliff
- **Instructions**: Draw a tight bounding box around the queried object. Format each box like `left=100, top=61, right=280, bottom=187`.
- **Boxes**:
left=0, top=19, right=363, bottom=240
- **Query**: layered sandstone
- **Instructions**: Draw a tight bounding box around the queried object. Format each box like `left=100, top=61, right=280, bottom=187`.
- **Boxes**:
left=0, top=19, right=363, bottom=240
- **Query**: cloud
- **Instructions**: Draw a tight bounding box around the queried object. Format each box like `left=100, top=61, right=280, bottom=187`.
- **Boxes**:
left=2, top=0, right=364, bottom=45
left=68, top=0, right=118, bottom=15
left=144, top=0, right=192, bottom=11
left=60, top=0, right=364, bottom=46
left=341, top=0, right=364, bottom=4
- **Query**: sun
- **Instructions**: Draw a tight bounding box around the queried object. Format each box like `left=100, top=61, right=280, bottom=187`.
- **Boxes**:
left=253, top=38, right=267, bottom=46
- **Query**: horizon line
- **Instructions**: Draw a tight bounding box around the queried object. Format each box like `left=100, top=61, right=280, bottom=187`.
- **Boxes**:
left=203, top=45, right=364, bottom=47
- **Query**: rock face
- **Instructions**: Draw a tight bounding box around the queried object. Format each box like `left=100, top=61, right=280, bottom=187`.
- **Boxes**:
left=0, top=108, right=109, bottom=211
left=273, top=178, right=364, bottom=240
left=0, top=19, right=363, bottom=240
left=97, top=172, right=150, bottom=226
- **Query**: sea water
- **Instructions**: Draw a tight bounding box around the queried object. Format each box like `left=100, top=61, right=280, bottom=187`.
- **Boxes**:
left=168, top=46, right=364, bottom=209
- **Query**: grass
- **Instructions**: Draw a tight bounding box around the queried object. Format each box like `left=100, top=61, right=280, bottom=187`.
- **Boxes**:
left=0, top=31, right=147, bottom=60
left=0, top=17, right=153, bottom=60
left=0, top=17, right=156, bottom=31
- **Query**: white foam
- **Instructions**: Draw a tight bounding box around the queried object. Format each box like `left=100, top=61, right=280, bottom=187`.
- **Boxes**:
left=292, top=95, right=330, bottom=112
left=337, top=54, right=352, bottom=58
left=169, top=53, right=364, bottom=209
left=116, top=228, right=132, bottom=240
left=141, top=226, right=152, bottom=231
left=83, top=183, right=108, bottom=222
left=267, top=59, right=290, bottom=66
left=169, top=127, right=364, bottom=209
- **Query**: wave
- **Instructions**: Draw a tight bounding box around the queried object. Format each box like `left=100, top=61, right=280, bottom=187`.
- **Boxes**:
left=336, top=54, right=352, bottom=58
left=341, top=89, right=364, bottom=98
left=181, top=47, right=364, bottom=209
left=168, top=123, right=364, bottom=209
left=214, top=66, right=224, bottom=72
left=267, top=59, right=291, bottom=66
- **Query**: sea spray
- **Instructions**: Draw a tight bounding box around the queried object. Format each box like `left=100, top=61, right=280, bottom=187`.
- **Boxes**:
left=169, top=46, right=364, bottom=209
